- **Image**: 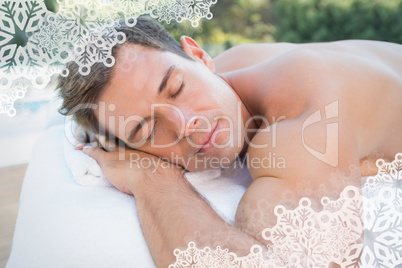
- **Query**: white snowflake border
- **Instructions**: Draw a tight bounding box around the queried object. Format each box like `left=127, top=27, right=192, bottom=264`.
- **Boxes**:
left=171, top=153, right=402, bottom=268
left=0, top=0, right=217, bottom=116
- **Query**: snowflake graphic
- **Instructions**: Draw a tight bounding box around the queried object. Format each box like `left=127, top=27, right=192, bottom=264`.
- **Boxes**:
left=356, top=153, right=402, bottom=267
left=170, top=242, right=239, bottom=267
left=118, top=0, right=146, bottom=18
left=327, top=223, right=354, bottom=254
left=34, top=15, right=62, bottom=52
left=364, top=153, right=402, bottom=212
left=169, top=242, right=281, bottom=268
left=0, top=0, right=48, bottom=115
left=171, top=154, right=402, bottom=267
left=262, top=191, right=363, bottom=267
left=146, top=0, right=216, bottom=27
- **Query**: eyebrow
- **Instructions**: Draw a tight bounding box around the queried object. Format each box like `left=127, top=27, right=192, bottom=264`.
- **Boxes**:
left=127, top=65, right=176, bottom=143
left=159, top=65, right=176, bottom=95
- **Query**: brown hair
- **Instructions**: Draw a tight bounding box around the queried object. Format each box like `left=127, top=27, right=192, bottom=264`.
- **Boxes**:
left=57, top=16, right=193, bottom=140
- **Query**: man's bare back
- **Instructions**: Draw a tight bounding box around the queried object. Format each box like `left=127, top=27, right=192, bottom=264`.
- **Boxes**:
left=215, top=40, right=402, bottom=171
left=213, top=40, right=402, bottom=240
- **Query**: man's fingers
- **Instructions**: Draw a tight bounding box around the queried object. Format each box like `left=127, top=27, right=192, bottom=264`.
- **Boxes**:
left=96, top=134, right=118, bottom=152
left=75, top=143, right=85, bottom=150
left=74, top=124, right=98, bottom=150
left=74, top=125, right=88, bottom=143
left=82, top=146, right=105, bottom=163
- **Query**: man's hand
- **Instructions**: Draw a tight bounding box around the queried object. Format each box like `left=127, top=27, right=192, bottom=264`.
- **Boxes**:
left=74, top=124, right=118, bottom=152
left=74, top=124, right=97, bottom=150
left=82, top=146, right=184, bottom=196
left=82, top=144, right=258, bottom=267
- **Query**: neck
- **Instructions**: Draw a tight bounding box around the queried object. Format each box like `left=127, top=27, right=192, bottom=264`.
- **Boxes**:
left=216, top=72, right=265, bottom=157
left=219, top=69, right=268, bottom=114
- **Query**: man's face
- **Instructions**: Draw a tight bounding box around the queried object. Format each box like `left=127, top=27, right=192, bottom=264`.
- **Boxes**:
left=97, top=44, right=246, bottom=171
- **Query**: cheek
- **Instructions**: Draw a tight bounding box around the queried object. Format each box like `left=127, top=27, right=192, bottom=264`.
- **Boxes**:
left=153, top=133, right=180, bottom=147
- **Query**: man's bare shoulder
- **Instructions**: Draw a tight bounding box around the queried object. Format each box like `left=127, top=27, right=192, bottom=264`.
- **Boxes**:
left=213, top=42, right=299, bottom=73
left=231, top=40, right=402, bottom=120
left=246, top=111, right=360, bottom=183
left=216, top=40, right=402, bottom=75
left=227, top=46, right=342, bottom=121
left=214, top=40, right=351, bottom=74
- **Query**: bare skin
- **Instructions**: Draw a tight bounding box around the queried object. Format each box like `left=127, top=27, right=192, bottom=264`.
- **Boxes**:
left=215, top=40, right=402, bottom=241
left=83, top=39, right=402, bottom=267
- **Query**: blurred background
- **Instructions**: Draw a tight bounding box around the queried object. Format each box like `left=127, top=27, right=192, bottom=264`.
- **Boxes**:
left=42, top=0, right=402, bottom=58
left=166, top=0, right=402, bottom=56
left=0, top=0, right=402, bottom=266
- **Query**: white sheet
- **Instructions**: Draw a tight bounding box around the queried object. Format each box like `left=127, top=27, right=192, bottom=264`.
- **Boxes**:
left=6, top=124, right=252, bottom=268
left=63, top=119, right=112, bottom=187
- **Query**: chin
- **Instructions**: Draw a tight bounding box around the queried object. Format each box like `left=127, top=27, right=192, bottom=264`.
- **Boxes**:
left=185, top=147, right=241, bottom=172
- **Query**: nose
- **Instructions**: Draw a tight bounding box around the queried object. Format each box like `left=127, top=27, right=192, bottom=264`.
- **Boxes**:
left=182, top=116, right=203, bottom=138
left=154, top=104, right=205, bottom=140
left=165, top=114, right=204, bottom=139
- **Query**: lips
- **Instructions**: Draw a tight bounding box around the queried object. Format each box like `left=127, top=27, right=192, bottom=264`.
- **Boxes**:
left=196, top=121, right=219, bottom=154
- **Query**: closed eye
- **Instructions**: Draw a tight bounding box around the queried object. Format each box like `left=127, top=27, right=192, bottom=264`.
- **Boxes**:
left=146, top=122, right=156, bottom=142
left=171, top=82, right=184, bottom=99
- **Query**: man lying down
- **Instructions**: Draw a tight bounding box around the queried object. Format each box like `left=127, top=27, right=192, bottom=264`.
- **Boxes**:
left=57, top=17, right=402, bottom=267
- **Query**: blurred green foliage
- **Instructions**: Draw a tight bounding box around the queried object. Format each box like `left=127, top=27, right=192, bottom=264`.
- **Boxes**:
left=273, top=0, right=402, bottom=43
left=163, top=0, right=402, bottom=56
left=19, top=0, right=402, bottom=57
left=163, top=0, right=275, bottom=56
left=44, top=0, right=58, bottom=12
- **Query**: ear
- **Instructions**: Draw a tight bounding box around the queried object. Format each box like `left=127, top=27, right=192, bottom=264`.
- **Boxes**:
left=180, top=36, right=215, bottom=73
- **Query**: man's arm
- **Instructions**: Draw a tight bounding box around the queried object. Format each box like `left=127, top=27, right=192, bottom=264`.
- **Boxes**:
left=83, top=148, right=261, bottom=267
left=235, top=112, right=363, bottom=243
left=133, top=168, right=262, bottom=266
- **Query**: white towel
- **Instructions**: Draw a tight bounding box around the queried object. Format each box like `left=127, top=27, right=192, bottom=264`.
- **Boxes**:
left=7, top=124, right=252, bottom=268
left=63, top=118, right=253, bottom=223
left=63, top=119, right=112, bottom=187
